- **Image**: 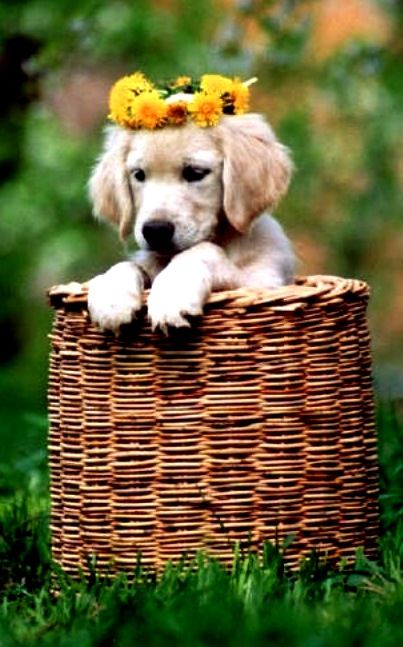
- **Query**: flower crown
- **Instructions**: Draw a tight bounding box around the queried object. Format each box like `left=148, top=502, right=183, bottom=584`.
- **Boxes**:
left=108, top=72, right=257, bottom=130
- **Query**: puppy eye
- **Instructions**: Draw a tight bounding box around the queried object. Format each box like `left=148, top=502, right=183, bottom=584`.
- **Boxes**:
left=133, top=169, right=146, bottom=182
left=182, top=166, right=211, bottom=183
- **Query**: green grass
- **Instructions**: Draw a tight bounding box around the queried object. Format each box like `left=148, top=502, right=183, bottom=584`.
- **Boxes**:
left=0, top=401, right=403, bottom=646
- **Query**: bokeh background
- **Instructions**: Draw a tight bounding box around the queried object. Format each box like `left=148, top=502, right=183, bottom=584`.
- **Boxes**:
left=1, top=0, right=402, bottom=496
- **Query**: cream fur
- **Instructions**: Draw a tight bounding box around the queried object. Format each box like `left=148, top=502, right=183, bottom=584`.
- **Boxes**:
left=87, top=113, right=294, bottom=333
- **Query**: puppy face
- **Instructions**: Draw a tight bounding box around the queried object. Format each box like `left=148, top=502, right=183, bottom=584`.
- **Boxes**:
left=89, top=114, right=292, bottom=250
left=126, top=125, right=223, bottom=253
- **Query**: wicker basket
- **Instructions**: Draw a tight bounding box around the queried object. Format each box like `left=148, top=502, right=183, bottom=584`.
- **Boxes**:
left=47, top=275, right=379, bottom=575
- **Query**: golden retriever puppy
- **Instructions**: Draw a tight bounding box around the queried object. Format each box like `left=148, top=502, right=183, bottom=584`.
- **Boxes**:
left=87, top=112, right=294, bottom=333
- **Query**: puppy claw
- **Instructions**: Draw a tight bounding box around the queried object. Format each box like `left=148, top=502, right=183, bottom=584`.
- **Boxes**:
left=97, top=307, right=140, bottom=334
left=148, top=295, right=202, bottom=334
left=150, top=312, right=193, bottom=335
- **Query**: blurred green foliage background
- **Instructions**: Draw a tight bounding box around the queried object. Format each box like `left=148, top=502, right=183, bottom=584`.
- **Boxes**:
left=0, top=0, right=402, bottom=494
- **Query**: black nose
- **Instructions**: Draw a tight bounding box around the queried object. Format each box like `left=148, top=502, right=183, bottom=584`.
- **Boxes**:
left=142, top=220, right=175, bottom=250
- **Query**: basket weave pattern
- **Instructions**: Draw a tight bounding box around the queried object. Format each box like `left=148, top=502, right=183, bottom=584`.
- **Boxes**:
left=48, top=275, right=378, bottom=574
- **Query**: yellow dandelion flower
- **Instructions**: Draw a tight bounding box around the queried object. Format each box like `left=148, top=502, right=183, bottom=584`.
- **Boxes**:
left=189, top=92, right=223, bottom=127
left=200, top=74, right=232, bottom=96
left=166, top=101, right=189, bottom=126
left=129, top=90, right=168, bottom=129
left=108, top=72, right=155, bottom=126
left=229, top=79, right=250, bottom=114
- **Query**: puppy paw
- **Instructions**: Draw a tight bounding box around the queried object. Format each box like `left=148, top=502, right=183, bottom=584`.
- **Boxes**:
left=87, top=269, right=143, bottom=333
left=147, top=277, right=204, bottom=334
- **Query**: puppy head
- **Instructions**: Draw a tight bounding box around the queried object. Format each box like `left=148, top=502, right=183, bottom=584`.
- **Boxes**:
left=89, top=123, right=223, bottom=252
left=89, top=113, right=292, bottom=250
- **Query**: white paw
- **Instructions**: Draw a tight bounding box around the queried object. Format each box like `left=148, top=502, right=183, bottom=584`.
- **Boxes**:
left=87, top=271, right=143, bottom=333
left=147, top=276, right=204, bottom=334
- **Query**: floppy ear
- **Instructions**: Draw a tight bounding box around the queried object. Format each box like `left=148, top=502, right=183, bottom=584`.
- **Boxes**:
left=88, top=126, right=134, bottom=240
left=217, top=114, right=293, bottom=233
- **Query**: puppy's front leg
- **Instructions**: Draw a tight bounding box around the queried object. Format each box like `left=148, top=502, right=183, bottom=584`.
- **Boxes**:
left=87, top=261, right=147, bottom=333
left=147, top=242, right=237, bottom=333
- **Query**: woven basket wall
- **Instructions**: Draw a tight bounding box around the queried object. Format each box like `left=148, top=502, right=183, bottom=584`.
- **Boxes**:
left=47, top=275, right=379, bottom=575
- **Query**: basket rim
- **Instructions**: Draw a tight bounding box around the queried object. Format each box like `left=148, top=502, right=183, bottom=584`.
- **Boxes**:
left=48, top=274, right=369, bottom=313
